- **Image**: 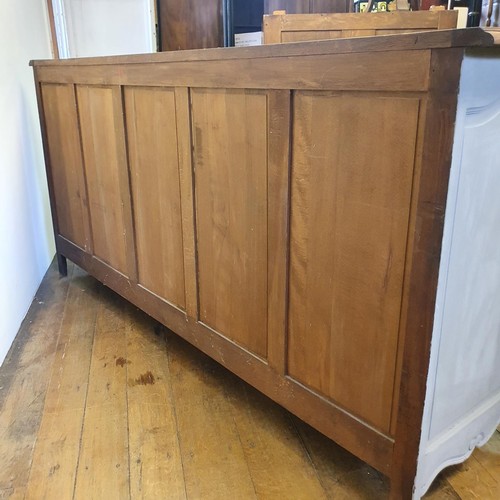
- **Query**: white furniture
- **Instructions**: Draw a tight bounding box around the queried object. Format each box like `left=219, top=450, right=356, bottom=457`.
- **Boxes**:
left=416, top=48, right=500, bottom=498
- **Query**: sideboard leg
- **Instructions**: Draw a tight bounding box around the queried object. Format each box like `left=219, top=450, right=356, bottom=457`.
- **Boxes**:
left=57, top=253, right=68, bottom=277
left=389, top=469, right=416, bottom=500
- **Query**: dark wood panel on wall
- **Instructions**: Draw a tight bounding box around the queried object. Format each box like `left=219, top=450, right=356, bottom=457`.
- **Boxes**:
left=265, top=0, right=349, bottom=13
left=159, top=0, right=223, bottom=50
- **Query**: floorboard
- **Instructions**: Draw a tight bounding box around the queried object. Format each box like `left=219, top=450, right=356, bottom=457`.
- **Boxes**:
left=0, top=259, right=499, bottom=499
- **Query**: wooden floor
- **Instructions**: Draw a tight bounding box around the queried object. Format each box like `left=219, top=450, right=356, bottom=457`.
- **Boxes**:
left=0, top=261, right=499, bottom=499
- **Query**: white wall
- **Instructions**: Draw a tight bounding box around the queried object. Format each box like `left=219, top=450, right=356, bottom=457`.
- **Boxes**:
left=0, top=2, right=55, bottom=364
left=57, top=0, right=156, bottom=58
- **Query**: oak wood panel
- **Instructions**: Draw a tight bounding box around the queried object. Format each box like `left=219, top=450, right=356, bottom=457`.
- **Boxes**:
left=277, top=11, right=458, bottom=30
left=124, top=86, right=185, bottom=309
left=36, top=50, right=431, bottom=93
left=159, top=0, right=223, bottom=51
left=192, top=88, right=268, bottom=358
left=288, top=92, right=419, bottom=433
left=282, top=30, right=343, bottom=41
left=76, top=85, right=136, bottom=278
left=264, top=11, right=459, bottom=44
left=41, top=84, right=91, bottom=251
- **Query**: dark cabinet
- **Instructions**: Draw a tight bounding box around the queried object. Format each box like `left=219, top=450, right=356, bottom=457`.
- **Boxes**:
left=159, top=0, right=223, bottom=50
left=158, top=0, right=351, bottom=51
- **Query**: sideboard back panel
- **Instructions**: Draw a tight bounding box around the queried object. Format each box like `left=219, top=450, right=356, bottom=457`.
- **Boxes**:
left=124, top=86, right=186, bottom=309
left=41, top=83, right=91, bottom=251
left=287, top=93, right=420, bottom=433
left=33, top=30, right=481, bottom=487
left=192, top=89, right=269, bottom=358
left=76, top=85, right=136, bottom=277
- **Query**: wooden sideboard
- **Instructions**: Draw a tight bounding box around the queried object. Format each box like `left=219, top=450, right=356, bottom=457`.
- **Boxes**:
left=263, top=10, right=458, bottom=43
left=31, top=29, right=500, bottom=499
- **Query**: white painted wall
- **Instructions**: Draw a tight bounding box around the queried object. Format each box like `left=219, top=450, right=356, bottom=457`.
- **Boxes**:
left=56, top=0, right=156, bottom=58
left=0, top=1, right=55, bottom=364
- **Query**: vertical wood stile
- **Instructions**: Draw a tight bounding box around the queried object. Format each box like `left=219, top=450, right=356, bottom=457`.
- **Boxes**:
left=115, top=85, right=138, bottom=283
left=389, top=48, right=464, bottom=499
left=175, top=87, right=199, bottom=320
left=263, top=15, right=284, bottom=44
left=267, top=90, right=292, bottom=374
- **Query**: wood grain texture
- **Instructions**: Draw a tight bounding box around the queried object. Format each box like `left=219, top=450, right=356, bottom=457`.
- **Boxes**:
left=390, top=49, right=464, bottom=500
left=77, top=85, right=136, bottom=278
left=126, top=316, right=186, bottom=499
left=288, top=92, right=419, bottom=433
left=226, top=384, right=328, bottom=499
left=159, top=0, right=223, bottom=51
left=192, top=88, right=269, bottom=358
left=124, top=86, right=185, bottom=309
left=3, top=263, right=499, bottom=499
left=0, top=263, right=71, bottom=499
left=57, top=234, right=394, bottom=476
left=41, top=84, right=92, bottom=251
left=264, top=11, right=458, bottom=44
left=293, top=416, right=391, bottom=498
left=282, top=30, right=343, bottom=41
left=31, top=34, right=499, bottom=499
left=166, top=332, right=258, bottom=499
left=278, top=11, right=458, bottom=30
left=31, top=28, right=494, bottom=67
left=73, top=289, right=130, bottom=500
left=36, top=50, right=431, bottom=93
left=25, top=268, right=100, bottom=499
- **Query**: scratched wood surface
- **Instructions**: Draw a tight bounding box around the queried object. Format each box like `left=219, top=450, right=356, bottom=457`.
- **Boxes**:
left=288, top=93, right=419, bottom=434
left=0, top=260, right=498, bottom=499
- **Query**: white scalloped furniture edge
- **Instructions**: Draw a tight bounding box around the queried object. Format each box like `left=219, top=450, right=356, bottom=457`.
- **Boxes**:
left=415, top=51, right=500, bottom=499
